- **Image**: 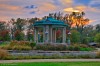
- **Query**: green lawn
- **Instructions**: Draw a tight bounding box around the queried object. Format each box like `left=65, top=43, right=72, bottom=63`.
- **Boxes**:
left=0, top=62, right=100, bottom=66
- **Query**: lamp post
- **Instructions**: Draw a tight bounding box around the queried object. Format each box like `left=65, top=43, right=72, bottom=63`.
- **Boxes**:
left=67, top=32, right=71, bottom=45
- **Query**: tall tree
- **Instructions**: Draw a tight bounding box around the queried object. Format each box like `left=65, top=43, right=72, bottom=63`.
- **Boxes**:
left=9, top=18, right=26, bottom=41
left=96, top=24, right=100, bottom=33
left=63, top=14, right=74, bottom=29
left=71, top=12, right=89, bottom=33
left=0, top=21, right=10, bottom=41
left=70, top=12, right=89, bottom=43
left=14, top=18, right=26, bottom=31
left=28, top=17, right=39, bottom=30
left=0, top=21, right=6, bottom=31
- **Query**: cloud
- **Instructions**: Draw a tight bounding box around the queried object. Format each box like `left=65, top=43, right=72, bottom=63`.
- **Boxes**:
left=0, top=4, right=26, bottom=21
left=25, top=5, right=37, bottom=9
left=37, top=2, right=57, bottom=15
left=63, top=5, right=87, bottom=13
left=30, top=11, right=36, bottom=14
left=0, top=3, right=25, bottom=16
left=64, top=5, right=100, bottom=13
left=89, top=0, right=100, bottom=5
left=75, top=5, right=86, bottom=11
left=52, top=0, right=62, bottom=6
left=63, top=5, right=86, bottom=13
left=74, top=0, right=91, bottom=6
left=24, top=5, right=38, bottom=14
left=64, top=7, right=76, bottom=12
left=0, top=16, right=10, bottom=21
left=51, top=0, right=74, bottom=9
left=60, top=0, right=73, bottom=5
left=89, top=19, right=100, bottom=25
left=0, top=4, right=20, bottom=11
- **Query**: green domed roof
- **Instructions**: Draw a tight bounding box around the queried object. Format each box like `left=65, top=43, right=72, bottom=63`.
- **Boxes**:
left=33, top=17, right=67, bottom=26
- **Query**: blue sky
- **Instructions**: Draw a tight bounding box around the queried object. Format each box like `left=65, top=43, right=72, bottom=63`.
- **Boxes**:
left=0, top=0, right=100, bottom=25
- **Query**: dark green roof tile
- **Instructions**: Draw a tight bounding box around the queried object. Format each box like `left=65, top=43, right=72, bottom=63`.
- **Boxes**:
left=33, top=17, right=67, bottom=26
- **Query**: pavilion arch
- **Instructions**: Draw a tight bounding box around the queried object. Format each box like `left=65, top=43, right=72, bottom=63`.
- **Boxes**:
left=33, top=17, right=68, bottom=44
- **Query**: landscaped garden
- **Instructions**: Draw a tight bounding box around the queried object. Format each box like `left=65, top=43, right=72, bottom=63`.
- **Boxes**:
left=0, top=41, right=100, bottom=60
left=0, top=41, right=95, bottom=51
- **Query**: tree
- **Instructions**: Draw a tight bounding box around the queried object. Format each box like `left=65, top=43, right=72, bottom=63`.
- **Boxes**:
left=83, top=25, right=96, bottom=42
left=14, top=18, right=26, bottom=31
left=0, top=21, right=10, bottom=41
left=48, top=12, right=63, bottom=20
left=71, top=12, right=89, bottom=33
left=94, top=33, right=100, bottom=44
left=27, top=30, right=34, bottom=41
left=8, top=18, right=15, bottom=40
left=71, top=12, right=89, bottom=43
left=0, top=30, right=10, bottom=41
left=96, top=24, right=100, bottom=33
left=63, top=14, right=74, bottom=29
left=0, top=21, right=6, bottom=31
left=14, top=30, right=24, bottom=41
left=70, top=30, right=80, bottom=43
left=83, top=25, right=93, bottom=36
left=27, top=17, right=39, bottom=41
left=28, top=17, right=39, bottom=30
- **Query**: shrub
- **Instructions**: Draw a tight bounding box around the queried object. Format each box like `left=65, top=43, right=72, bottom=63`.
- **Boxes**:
left=79, top=44, right=88, bottom=48
left=68, top=46, right=74, bottom=51
left=11, top=45, right=31, bottom=50
left=36, top=44, right=67, bottom=51
left=36, top=44, right=94, bottom=51
left=94, top=33, right=100, bottom=43
left=67, top=44, right=80, bottom=51
left=79, top=47, right=93, bottom=51
left=96, top=51, right=100, bottom=58
left=10, top=41, right=30, bottom=46
left=0, top=48, right=9, bottom=60
left=30, top=42, right=36, bottom=49
left=67, top=44, right=94, bottom=51
left=1, top=41, right=36, bottom=50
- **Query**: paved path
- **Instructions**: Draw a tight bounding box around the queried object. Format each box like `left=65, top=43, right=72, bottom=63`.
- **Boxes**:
left=0, top=59, right=100, bottom=63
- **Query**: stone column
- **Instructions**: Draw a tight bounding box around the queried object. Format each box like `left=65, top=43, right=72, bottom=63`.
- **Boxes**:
left=43, top=26, right=45, bottom=43
left=63, top=27, right=66, bottom=43
left=45, top=25, right=49, bottom=43
left=34, top=28, right=37, bottom=43
left=52, top=28, right=55, bottom=43
left=36, top=29, right=38, bottom=43
left=52, top=28, right=54, bottom=43
left=50, top=26, right=52, bottom=44
left=54, top=29, right=56, bottom=43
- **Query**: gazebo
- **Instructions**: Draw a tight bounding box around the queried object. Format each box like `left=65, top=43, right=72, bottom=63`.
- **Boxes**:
left=33, top=17, right=67, bottom=44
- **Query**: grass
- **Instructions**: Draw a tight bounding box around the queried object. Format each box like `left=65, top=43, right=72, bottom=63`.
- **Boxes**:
left=0, top=62, right=100, bottom=66
left=0, top=42, right=10, bottom=46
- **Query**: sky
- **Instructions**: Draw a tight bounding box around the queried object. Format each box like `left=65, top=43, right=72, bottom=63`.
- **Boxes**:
left=0, top=0, right=100, bottom=25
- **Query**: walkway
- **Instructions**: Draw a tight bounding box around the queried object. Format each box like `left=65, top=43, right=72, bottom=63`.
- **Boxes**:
left=0, top=59, right=100, bottom=63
